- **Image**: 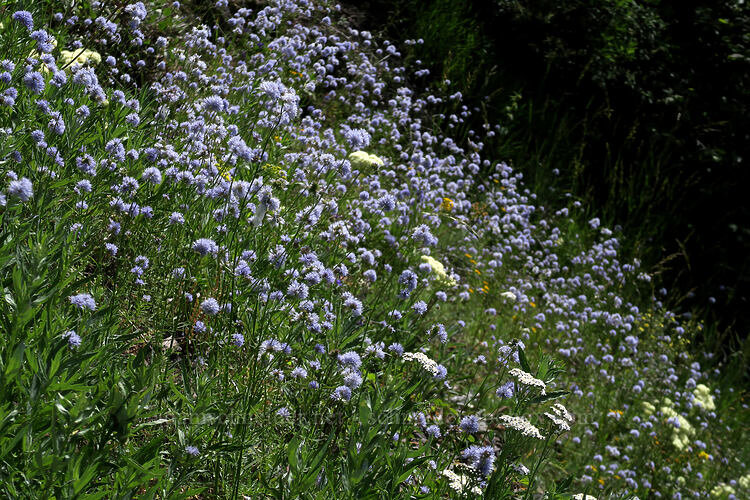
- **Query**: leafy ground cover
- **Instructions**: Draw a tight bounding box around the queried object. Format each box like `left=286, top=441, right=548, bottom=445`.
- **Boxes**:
left=0, top=1, right=747, bottom=498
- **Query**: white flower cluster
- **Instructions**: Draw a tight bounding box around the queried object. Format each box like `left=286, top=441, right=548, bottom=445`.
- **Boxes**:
left=509, top=368, right=547, bottom=395
left=442, top=469, right=482, bottom=495
left=544, top=403, right=574, bottom=432
left=660, top=398, right=696, bottom=451
left=420, top=255, right=457, bottom=286
left=403, top=352, right=439, bottom=376
left=499, top=415, right=545, bottom=440
left=348, top=151, right=384, bottom=170
left=572, top=494, right=597, bottom=500
left=693, top=383, right=716, bottom=411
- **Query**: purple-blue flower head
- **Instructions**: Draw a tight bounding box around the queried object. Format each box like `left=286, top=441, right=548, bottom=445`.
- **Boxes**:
left=231, top=333, right=244, bottom=347
left=12, top=11, right=34, bottom=30
left=388, top=343, right=404, bottom=356
left=459, top=415, right=480, bottom=434
left=69, top=293, right=96, bottom=311
left=200, top=298, right=221, bottom=316
left=63, top=330, right=81, bottom=348
left=344, top=128, right=371, bottom=149
left=8, top=177, right=33, bottom=202
left=23, top=72, right=45, bottom=95
left=331, top=385, right=352, bottom=401
left=425, top=425, right=441, bottom=438
left=276, top=407, right=291, bottom=418
left=496, top=381, right=515, bottom=399
left=337, top=351, right=362, bottom=370
left=462, top=445, right=495, bottom=477
left=142, top=166, right=162, bottom=184
left=412, top=300, right=428, bottom=315
left=192, top=238, right=218, bottom=256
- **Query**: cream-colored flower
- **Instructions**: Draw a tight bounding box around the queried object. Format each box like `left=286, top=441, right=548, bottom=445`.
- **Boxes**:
left=402, top=352, right=439, bottom=376
left=498, top=415, right=545, bottom=439
left=421, top=255, right=457, bottom=286
left=710, top=483, right=736, bottom=498
left=442, top=469, right=482, bottom=495
left=660, top=402, right=695, bottom=451
left=348, top=151, right=384, bottom=170
left=642, top=401, right=656, bottom=417
left=509, top=368, right=547, bottom=395
left=60, top=49, right=101, bottom=67
left=693, top=384, right=716, bottom=412
left=545, top=403, right=574, bottom=432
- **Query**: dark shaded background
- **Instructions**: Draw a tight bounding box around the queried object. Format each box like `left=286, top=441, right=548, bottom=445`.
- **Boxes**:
left=344, top=0, right=750, bottom=353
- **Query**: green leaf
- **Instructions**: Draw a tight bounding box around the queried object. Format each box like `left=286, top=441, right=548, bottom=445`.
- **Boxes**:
left=3, top=342, right=26, bottom=381
left=287, top=436, right=301, bottom=472
left=529, top=390, right=569, bottom=404
left=518, top=346, right=531, bottom=373
left=74, top=462, right=100, bottom=494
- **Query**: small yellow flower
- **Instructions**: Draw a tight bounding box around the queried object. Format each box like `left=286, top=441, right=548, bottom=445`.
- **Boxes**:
left=441, top=197, right=454, bottom=212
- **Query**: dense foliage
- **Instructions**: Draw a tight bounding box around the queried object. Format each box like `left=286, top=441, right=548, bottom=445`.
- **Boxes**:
left=0, top=1, right=747, bottom=498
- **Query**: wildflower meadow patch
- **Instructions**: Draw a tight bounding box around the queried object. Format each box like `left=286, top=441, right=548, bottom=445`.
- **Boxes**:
left=0, top=1, right=747, bottom=498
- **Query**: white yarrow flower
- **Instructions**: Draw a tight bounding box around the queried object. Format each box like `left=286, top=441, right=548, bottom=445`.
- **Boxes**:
left=403, top=352, right=439, bottom=376
left=509, top=368, right=547, bottom=395
left=442, top=469, right=482, bottom=495
left=499, top=415, right=545, bottom=439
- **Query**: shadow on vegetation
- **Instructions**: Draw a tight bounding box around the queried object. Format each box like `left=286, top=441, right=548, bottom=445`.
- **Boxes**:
left=349, top=0, right=750, bottom=353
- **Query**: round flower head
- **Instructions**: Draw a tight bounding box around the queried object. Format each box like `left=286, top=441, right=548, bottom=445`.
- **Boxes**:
left=200, top=298, right=221, bottom=316
left=63, top=330, right=81, bottom=348
left=425, top=425, right=441, bottom=438
left=23, top=71, right=45, bottom=95
left=459, top=415, right=481, bottom=434
left=344, top=128, right=370, bottom=149
left=12, top=11, right=34, bottom=30
left=337, top=351, right=362, bottom=370
left=192, top=238, right=218, bottom=256
left=331, top=385, right=352, bottom=401
left=462, top=445, right=495, bottom=477
left=142, top=166, right=162, bottom=184
left=231, top=333, right=244, bottom=347
left=8, top=177, right=33, bottom=202
left=69, top=293, right=96, bottom=311
left=496, top=381, right=515, bottom=399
